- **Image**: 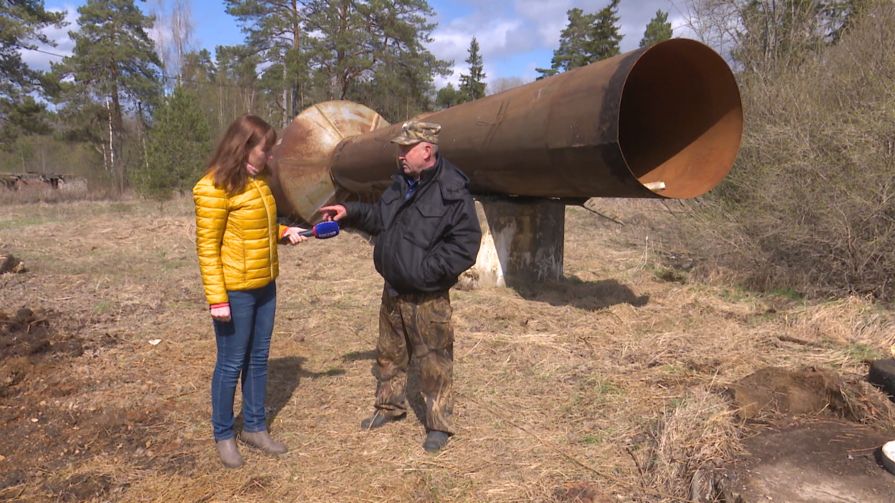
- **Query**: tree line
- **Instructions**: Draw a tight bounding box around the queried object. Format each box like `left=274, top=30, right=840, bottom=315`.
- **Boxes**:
left=1, top=0, right=451, bottom=197
left=0, top=0, right=677, bottom=198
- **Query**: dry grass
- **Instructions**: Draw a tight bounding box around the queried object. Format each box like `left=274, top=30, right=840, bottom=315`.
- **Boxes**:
left=0, top=197, right=893, bottom=502
left=642, top=388, right=740, bottom=500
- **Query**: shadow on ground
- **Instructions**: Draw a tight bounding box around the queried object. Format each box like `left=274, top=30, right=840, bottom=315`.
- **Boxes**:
left=232, top=356, right=345, bottom=429
left=514, top=276, right=649, bottom=310
left=339, top=350, right=429, bottom=432
left=342, top=350, right=377, bottom=363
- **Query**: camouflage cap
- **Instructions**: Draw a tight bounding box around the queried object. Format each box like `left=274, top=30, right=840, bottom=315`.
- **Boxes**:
left=390, top=120, right=441, bottom=145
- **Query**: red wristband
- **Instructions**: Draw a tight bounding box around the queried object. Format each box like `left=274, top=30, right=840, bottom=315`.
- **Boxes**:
left=209, top=302, right=230, bottom=310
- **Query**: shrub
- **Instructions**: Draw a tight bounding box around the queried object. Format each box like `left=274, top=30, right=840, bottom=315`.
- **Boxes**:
left=677, top=4, right=895, bottom=300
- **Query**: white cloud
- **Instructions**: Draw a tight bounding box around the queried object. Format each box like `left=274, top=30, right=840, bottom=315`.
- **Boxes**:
left=668, top=13, right=700, bottom=41
left=19, top=5, right=77, bottom=71
left=428, top=0, right=687, bottom=82
left=430, top=30, right=472, bottom=66
left=433, top=64, right=464, bottom=90
left=431, top=15, right=533, bottom=89
left=431, top=17, right=530, bottom=68
left=513, top=0, right=574, bottom=46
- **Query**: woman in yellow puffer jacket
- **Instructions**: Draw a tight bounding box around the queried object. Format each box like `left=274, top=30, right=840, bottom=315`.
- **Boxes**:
left=193, top=115, right=306, bottom=469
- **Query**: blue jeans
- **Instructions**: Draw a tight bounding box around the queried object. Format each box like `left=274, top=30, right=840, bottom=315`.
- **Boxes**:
left=210, top=281, right=277, bottom=440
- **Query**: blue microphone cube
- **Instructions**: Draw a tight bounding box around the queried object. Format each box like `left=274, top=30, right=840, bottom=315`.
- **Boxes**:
left=312, top=221, right=340, bottom=239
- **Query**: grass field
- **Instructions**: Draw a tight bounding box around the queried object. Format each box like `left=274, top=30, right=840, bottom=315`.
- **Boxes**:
left=1, top=196, right=893, bottom=502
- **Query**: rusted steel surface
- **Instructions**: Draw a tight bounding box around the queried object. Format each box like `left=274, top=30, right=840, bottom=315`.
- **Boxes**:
left=273, top=39, right=742, bottom=223
left=269, top=101, right=388, bottom=223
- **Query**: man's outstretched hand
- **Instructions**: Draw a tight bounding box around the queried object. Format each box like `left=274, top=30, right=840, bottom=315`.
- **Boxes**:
left=319, top=205, right=347, bottom=222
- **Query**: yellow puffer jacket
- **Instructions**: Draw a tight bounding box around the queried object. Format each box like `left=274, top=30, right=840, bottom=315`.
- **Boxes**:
left=193, top=173, right=286, bottom=305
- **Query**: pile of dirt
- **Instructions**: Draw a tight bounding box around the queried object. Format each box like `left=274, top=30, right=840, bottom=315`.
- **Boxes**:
left=0, top=308, right=81, bottom=360
left=0, top=252, right=25, bottom=274
left=727, top=366, right=895, bottom=422
left=0, top=308, right=83, bottom=397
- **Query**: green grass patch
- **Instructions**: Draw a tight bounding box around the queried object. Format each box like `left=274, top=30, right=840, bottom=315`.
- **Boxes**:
left=0, top=214, right=54, bottom=230
left=658, top=363, right=688, bottom=376
left=845, top=342, right=885, bottom=362
left=653, top=266, right=687, bottom=283
left=769, top=287, right=804, bottom=300
left=93, top=300, right=114, bottom=315
left=718, top=287, right=751, bottom=303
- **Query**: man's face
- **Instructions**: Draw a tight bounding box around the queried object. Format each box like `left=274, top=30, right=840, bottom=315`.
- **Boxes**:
left=396, top=142, right=434, bottom=178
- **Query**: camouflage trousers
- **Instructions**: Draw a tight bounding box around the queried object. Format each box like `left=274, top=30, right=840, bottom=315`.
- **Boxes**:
left=372, top=287, right=454, bottom=434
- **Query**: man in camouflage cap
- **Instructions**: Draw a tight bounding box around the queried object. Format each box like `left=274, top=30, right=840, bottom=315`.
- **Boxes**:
left=390, top=120, right=442, bottom=145
left=321, top=120, right=481, bottom=453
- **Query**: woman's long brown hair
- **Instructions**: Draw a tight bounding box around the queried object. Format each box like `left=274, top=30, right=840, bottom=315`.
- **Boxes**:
left=206, top=115, right=277, bottom=194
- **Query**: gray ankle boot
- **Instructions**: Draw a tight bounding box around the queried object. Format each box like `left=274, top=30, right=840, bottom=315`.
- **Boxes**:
left=216, top=438, right=243, bottom=468
left=240, top=430, right=288, bottom=455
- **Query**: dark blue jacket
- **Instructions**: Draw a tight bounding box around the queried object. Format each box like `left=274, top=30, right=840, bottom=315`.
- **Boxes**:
left=344, top=156, right=481, bottom=294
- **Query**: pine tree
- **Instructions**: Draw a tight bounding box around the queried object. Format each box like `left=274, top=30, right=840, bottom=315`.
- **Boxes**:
left=458, top=37, right=486, bottom=102
left=140, top=86, right=211, bottom=198
left=536, top=8, right=593, bottom=78
left=0, top=0, right=65, bottom=145
left=435, top=83, right=461, bottom=109
left=214, top=44, right=262, bottom=123
left=178, top=49, right=226, bottom=135
left=590, top=0, right=622, bottom=61
left=536, top=2, right=623, bottom=79
left=304, top=0, right=450, bottom=121
left=304, top=0, right=368, bottom=101
left=54, top=0, right=162, bottom=193
left=225, top=0, right=307, bottom=124
left=639, top=9, right=673, bottom=48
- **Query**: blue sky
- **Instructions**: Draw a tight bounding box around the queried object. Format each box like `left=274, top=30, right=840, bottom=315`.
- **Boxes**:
left=25, top=0, right=695, bottom=90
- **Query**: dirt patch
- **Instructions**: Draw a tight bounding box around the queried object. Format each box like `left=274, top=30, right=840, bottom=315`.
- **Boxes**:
left=0, top=253, right=26, bottom=274
left=727, top=366, right=894, bottom=421
left=0, top=393, right=190, bottom=500
left=552, top=482, right=610, bottom=502
left=712, top=368, right=895, bottom=502
left=0, top=307, right=191, bottom=501
left=44, top=473, right=116, bottom=502
left=0, top=308, right=84, bottom=397
left=0, top=308, right=82, bottom=358
left=717, top=420, right=895, bottom=502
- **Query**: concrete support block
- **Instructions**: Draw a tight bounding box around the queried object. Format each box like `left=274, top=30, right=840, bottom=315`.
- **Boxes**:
left=467, top=197, right=565, bottom=288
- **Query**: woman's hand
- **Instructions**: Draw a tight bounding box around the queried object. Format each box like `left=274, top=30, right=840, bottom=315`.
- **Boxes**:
left=210, top=303, right=231, bottom=322
left=319, top=205, right=347, bottom=221
left=282, top=226, right=309, bottom=245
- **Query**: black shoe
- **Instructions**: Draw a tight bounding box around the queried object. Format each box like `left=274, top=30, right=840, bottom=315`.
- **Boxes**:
left=423, top=431, right=450, bottom=453
left=360, top=412, right=405, bottom=430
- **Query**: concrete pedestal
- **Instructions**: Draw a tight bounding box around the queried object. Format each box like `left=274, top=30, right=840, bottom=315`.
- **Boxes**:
left=467, top=197, right=565, bottom=288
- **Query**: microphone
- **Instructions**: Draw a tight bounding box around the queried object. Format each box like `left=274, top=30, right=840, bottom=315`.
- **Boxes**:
left=299, top=221, right=340, bottom=239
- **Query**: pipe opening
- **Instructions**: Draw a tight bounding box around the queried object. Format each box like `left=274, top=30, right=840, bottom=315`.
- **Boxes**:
left=618, top=39, right=743, bottom=198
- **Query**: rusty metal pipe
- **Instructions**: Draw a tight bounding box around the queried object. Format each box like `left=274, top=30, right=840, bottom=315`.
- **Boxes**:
left=271, top=39, right=742, bottom=223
